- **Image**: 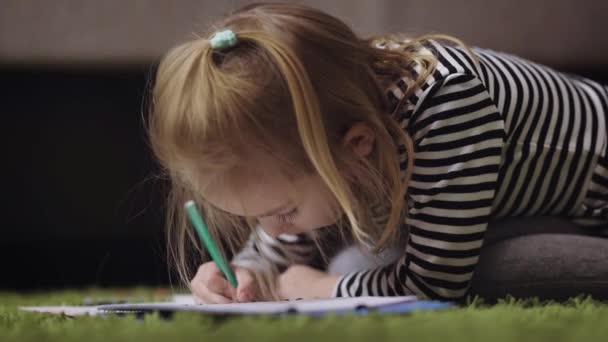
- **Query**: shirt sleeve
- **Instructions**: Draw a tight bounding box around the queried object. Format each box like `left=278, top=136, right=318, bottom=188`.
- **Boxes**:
left=231, top=227, right=322, bottom=275
left=332, top=73, right=505, bottom=300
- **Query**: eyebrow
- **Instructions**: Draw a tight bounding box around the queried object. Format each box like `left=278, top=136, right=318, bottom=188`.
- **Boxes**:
left=257, top=201, right=292, bottom=218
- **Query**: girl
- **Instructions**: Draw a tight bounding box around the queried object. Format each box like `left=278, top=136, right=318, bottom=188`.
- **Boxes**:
left=148, top=2, right=608, bottom=304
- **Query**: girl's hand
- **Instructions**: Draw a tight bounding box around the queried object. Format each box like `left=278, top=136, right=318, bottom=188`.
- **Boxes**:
left=190, top=261, right=259, bottom=304
left=278, top=264, right=340, bottom=300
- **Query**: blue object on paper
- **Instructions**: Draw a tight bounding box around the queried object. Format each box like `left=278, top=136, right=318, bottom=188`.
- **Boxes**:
left=365, top=300, right=454, bottom=314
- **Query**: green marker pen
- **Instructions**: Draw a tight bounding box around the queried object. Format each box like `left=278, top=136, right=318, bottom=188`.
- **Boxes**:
left=184, top=200, right=238, bottom=288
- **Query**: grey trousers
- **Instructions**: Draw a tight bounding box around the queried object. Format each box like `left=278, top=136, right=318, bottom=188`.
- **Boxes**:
left=327, top=217, right=608, bottom=302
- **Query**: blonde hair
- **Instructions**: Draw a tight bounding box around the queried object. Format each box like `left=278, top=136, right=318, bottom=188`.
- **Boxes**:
left=148, top=2, right=470, bottom=299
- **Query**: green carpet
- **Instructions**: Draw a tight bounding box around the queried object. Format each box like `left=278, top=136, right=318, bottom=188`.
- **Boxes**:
left=2, top=289, right=608, bottom=342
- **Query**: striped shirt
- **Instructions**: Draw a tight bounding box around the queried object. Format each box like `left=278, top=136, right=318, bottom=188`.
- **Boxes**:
left=231, top=40, right=608, bottom=300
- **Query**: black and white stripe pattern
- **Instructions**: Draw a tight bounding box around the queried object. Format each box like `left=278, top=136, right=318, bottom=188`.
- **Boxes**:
left=231, top=227, right=321, bottom=274
left=231, top=40, right=608, bottom=301
left=334, top=41, right=608, bottom=300
left=335, top=70, right=505, bottom=300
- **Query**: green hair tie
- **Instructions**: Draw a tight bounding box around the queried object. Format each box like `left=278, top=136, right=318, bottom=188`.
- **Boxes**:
left=210, top=29, right=238, bottom=50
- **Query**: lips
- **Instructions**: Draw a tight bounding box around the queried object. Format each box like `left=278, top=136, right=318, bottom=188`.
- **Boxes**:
left=270, top=224, right=291, bottom=238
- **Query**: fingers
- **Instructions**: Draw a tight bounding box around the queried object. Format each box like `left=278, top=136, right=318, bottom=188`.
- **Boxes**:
left=235, top=267, right=256, bottom=302
left=188, top=262, right=261, bottom=304
left=207, top=273, right=237, bottom=300
left=194, top=288, right=233, bottom=304
left=190, top=262, right=237, bottom=304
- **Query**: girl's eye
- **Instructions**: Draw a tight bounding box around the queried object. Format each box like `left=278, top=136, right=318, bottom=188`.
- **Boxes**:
left=276, top=208, right=298, bottom=224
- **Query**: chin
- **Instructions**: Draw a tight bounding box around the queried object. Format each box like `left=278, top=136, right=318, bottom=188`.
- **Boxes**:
left=268, top=226, right=301, bottom=238
left=266, top=227, right=292, bottom=238
left=267, top=223, right=329, bottom=238
left=284, top=224, right=324, bottom=236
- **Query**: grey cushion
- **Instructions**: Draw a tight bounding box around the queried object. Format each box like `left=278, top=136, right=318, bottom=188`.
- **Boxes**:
left=327, top=217, right=608, bottom=302
left=470, top=217, right=608, bottom=302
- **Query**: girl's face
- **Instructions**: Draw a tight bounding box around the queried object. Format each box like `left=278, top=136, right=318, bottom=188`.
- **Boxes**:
left=203, top=156, right=342, bottom=238
left=203, top=122, right=374, bottom=238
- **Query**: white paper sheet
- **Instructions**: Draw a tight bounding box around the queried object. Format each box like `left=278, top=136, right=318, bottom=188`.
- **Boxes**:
left=19, top=305, right=102, bottom=316
left=99, top=296, right=418, bottom=315
left=18, top=294, right=194, bottom=317
left=19, top=295, right=418, bottom=317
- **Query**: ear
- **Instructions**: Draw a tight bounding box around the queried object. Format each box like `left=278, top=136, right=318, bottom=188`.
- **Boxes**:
left=342, top=122, right=375, bottom=158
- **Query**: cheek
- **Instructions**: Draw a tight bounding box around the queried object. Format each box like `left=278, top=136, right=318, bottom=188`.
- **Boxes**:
left=257, top=217, right=279, bottom=231
left=297, top=200, right=340, bottom=229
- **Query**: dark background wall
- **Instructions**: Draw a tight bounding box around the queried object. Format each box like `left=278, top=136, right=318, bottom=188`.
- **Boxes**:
left=1, top=67, right=169, bottom=289
left=1, top=0, right=607, bottom=290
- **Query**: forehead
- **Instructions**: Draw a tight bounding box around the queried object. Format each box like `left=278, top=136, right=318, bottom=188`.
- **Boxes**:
left=202, top=164, right=298, bottom=217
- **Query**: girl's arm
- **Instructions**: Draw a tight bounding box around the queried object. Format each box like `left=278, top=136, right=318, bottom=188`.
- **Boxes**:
left=333, top=73, right=505, bottom=301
